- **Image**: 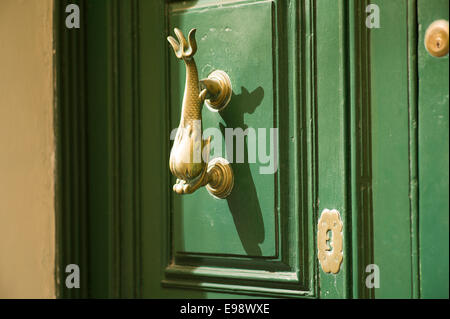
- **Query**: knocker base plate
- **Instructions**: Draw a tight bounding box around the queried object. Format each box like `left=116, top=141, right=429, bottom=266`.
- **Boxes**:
left=204, top=70, right=232, bottom=112
left=206, top=157, right=234, bottom=199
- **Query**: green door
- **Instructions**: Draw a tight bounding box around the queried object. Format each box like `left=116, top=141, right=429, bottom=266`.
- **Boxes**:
left=56, top=0, right=449, bottom=299
left=417, top=0, right=449, bottom=298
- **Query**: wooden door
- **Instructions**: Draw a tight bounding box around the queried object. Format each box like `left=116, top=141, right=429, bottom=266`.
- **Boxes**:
left=56, top=0, right=448, bottom=299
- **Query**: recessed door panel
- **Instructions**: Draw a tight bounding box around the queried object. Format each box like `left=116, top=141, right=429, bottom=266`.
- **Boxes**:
left=169, top=1, right=277, bottom=257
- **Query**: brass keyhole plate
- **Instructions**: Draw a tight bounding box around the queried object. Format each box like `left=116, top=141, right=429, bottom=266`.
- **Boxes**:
left=317, top=209, right=343, bottom=274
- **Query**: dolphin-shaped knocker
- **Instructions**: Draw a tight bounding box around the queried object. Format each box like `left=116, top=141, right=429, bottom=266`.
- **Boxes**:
left=167, top=28, right=234, bottom=199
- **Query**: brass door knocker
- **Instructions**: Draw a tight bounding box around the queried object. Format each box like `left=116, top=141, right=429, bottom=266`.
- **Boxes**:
left=168, top=28, right=234, bottom=199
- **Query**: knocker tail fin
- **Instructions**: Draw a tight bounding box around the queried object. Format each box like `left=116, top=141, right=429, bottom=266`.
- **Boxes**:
left=167, top=28, right=197, bottom=60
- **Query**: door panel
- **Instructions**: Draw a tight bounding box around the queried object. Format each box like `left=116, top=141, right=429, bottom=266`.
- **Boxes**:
left=370, top=0, right=416, bottom=298
left=169, top=0, right=277, bottom=258
left=417, top=0, right=449, bottom=299
left=163, top=0, right=314, bottom=297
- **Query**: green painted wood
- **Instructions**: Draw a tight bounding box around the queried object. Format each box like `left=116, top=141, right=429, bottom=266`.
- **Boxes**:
left=417, top=0, right=449, bottom=299
left=407, top=0, right=420, bottom=299
left=138, top=0, right=175, bottom=298
left=84, top=0, right=115, bottom=298
left=55, top=0, right=89, bottom=299
left=87, top=0, right=143, bottom=298
left=56, top=0, right=447, bottom=299
left=348, top=0, right=375, bottom=299
left=315, top=0, right=351, bottom=299
left=298, top=0, right=318, bottom=297
left=56, top=0, right=143, bottom=298
left=369, top=0, right=416, bottom=298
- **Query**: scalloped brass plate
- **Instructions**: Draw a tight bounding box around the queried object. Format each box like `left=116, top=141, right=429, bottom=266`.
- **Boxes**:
left=317, top=209, right=343, bottom=274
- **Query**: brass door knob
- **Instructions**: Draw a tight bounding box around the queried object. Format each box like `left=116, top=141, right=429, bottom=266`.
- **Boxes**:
left=425, top=20, right=449, bottom=57
left=167, top=28, right=234, bottom=199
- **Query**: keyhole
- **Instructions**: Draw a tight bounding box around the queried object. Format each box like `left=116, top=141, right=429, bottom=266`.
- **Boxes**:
left=326, top=229, right=333, bottom=252
left=436, top=39, right=441, bottom=48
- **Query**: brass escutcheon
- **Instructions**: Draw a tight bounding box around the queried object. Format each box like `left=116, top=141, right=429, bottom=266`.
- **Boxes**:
left=317, top=209, right=343, bottom=274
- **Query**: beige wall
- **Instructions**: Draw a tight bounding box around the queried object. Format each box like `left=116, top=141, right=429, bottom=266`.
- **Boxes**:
left=0, top=0, right=55, bottom=298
